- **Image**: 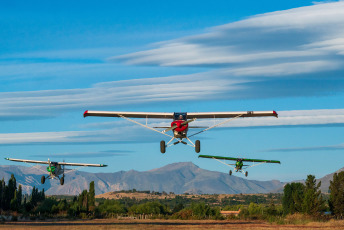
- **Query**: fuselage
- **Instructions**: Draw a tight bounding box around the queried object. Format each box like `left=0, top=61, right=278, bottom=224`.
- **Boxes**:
left=46, top=163, right=63, bottom=178
left=235, top=160, right=244, bottom=171
left=172, top=112, right=188, bottom=139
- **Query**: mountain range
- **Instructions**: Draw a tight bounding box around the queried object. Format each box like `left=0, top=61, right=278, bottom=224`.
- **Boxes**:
left=0, top=162, right=341, bottom=195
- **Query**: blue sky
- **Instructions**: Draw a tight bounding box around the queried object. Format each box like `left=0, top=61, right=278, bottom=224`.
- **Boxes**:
left=1, top=0, right=344, bottom=182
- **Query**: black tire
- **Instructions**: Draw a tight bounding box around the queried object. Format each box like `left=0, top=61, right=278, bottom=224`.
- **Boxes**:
left=160, top=141, right=166, bottom=154
left=41, top=176, right=45, bottom=184
left=229, top=170, right=232, bottom=176
left=245, top=171, right=248, bottom=177
left=60, top=177, right=64, bottom=185
left=195, top=140, right=200, bottom=153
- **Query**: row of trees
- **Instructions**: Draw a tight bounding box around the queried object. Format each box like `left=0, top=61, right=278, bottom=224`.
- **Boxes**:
left=0, top=174, right=45, bottom=213
left=281, top=172, right=344, bottom=219
left=282, top=175, right=325, bottom=216
left=4, top=171, right=344, bottom=220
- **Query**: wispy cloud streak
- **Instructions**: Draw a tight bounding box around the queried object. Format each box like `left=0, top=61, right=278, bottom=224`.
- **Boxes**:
left=31, top=150, right=131, bottom=158
left=114, top=2, right=344, bottom=70
left=1, top=109, right=344, bottom=145
left=266, top=143, right=344, bottom=152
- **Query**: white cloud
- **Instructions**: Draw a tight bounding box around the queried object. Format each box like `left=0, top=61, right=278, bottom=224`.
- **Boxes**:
left=0, top=126, right=157, bottom=145
left=113, top=1, right=344, bottom=79
left=266, top=143, right=344, bottom=152
left=2, top=2, right=344, bottom=122
left=0, top=73, right=244, bottom=120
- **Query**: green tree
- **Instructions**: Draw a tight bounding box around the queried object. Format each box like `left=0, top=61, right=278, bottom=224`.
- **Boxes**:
left=17, top=185, right=22, bottom=207
left=248, top=202, right=262, bottom=217
left=329, top=172, right=344, bottom=218
left=0, top=178, right=4, bottom=210
left=10, top=190, right=18, bottom=211
left=78, top=190, right=88, bottom=212
left=302, top=175, right=324, bottom=215
left=267, top=199, right=277, bottom=216
left=282, top=182, right=304, bottom=214
left=88, top=181, right=95, bottom=210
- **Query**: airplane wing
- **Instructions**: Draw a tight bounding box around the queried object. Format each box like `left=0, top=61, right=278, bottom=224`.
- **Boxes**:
left=84, top=110, right=277, bottom=119
left=5, top=158, right=51, bottom=165
left=84, top=110, right=174, bottom=119
left=5, top=158, right=107, bottom=167
left=187, top=111, right=278, bottom=119
left=242, top=158, right=280, bottom=164
left=57, top=162, right=107, bottom=167
left=198, top=155, right=280, bottom=164
left=198, top=155, right=238, bottom=161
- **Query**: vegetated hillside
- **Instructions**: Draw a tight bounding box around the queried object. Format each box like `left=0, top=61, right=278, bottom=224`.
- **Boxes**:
left=0, top=162, right=284, bottom=195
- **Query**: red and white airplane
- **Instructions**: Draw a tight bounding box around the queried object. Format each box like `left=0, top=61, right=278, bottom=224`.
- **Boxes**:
left=83, top=110, right=278, bottom=153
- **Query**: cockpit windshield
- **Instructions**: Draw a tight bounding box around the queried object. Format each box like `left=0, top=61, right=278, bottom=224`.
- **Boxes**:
left=173, top=112, right=187, bottom=121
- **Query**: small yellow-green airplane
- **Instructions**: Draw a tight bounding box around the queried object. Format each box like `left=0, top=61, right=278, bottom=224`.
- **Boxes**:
left=198, top=155, right=280, bottom=177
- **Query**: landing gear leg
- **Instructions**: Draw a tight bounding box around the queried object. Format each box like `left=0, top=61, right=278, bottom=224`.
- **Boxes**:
left=245, top=171, right=248, bottom=177
left=41, top=176, right=45, bottom=184
left=229, top=170, right=232, bottom=176
left=60, top=176, right=65, bottom=185
left=160, top=140, right=166, bottom=154
left=195, top=140, right=200, bottom=153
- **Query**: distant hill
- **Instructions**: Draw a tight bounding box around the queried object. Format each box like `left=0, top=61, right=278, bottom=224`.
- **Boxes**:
left=0, top=162, right=284, bottom=195
left=272, top=167, right=344, bottom=194
left=317, top=167, right=344, bottom=193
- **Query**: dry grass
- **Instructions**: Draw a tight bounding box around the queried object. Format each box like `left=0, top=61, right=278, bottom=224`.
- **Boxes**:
left=1, top=219, right=344, bottom=230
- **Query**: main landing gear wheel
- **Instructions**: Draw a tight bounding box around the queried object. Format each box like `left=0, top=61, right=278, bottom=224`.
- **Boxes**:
left=229, top=170, right=232, bottom=176
left=195, top=140, right=200, bottom=153
left=245, top=171, right=248, bottom=177
left=41, top=176, right=45, bottom=184
left=60, top=176, right=64, bottom=185
left=160, top=140, right=166, bottom=154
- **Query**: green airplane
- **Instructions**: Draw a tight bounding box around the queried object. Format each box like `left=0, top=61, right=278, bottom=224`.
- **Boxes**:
left=5, top=158, right=107, bottom=185
left=198, top=155, right=280, bottom=177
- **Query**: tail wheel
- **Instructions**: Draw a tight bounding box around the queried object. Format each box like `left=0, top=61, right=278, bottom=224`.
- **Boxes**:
left=160, top=141, right=166, bottom=154
left=41, top=176, right=45, bottom=184
left=229, top=170, right=232, bottom=176
left=60, top=176, right=64, bottom=185
left=245, top=171, right=248, bottom=177
left=195, top=140, right=200, bottom=153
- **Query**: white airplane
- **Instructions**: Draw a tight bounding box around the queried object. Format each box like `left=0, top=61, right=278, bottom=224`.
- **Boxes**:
left=83, top=110, right=278, bottom=153
left=5, top=158, right=107, bottom=185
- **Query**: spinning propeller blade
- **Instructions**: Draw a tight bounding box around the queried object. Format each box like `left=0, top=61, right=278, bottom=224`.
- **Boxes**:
left=48, top=158, right=51, bottom=175
left=162, top=119, right=196, bottom=133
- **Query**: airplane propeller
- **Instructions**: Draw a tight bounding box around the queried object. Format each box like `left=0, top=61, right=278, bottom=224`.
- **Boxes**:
left=163, top=119, right=196, bottom=133
left=48, top=158, right=51, bottom=175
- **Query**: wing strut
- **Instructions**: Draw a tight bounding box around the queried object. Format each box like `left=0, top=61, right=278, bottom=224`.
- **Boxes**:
left=212, top=157, right=236, bottom=169
left=23, top=161, right=47, bottom=175
left=244, top=161, right=267, bottom=169
left=188, top=114, right=243, bottom=138
left=118, top=115, right=173, bottom=138
left=63, top=165, right=88, bottom=175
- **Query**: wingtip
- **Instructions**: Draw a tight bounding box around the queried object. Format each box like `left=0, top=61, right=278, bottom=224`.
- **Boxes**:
left=273, top=110, right=278, bottom=118
left=83, top=110, right=88, bottom=118
left=4, top=158, right=9, bottom=160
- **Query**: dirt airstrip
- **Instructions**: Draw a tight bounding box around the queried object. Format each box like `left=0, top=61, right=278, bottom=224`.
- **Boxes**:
left=1, top=219, right=344, bottom=230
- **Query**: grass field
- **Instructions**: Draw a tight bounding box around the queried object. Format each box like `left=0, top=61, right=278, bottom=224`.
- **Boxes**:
left=1, top=219, right=344, bottom=230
